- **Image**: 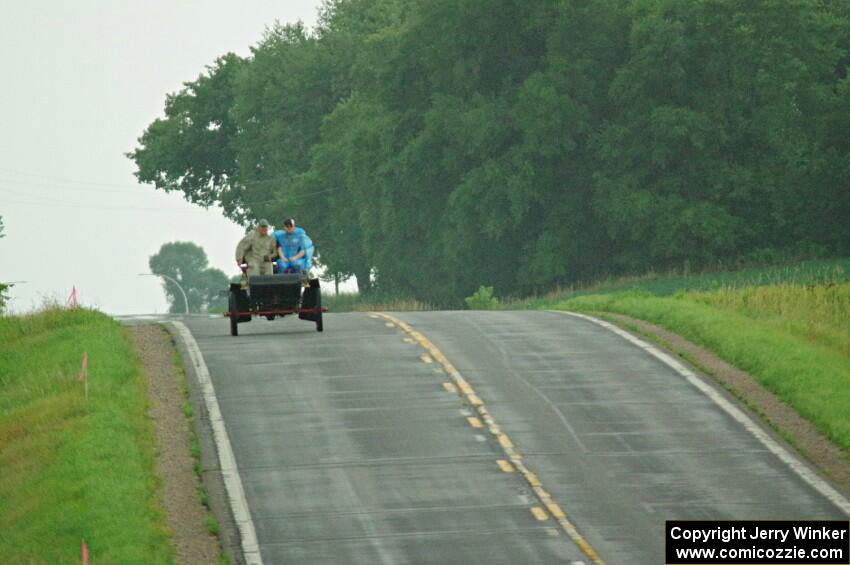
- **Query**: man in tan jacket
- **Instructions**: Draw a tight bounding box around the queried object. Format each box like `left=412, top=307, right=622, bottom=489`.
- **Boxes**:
left=235, top=219, right=277, bottom=276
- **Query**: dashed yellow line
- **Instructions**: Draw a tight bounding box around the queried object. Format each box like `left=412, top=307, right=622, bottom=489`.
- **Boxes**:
left=530, top=507, right=549, bottom=521
left=467, top=416, right=483, bottom=428
left=496, top=459, right=514, bottom=473
left=373, top=312, right=606, bottom=565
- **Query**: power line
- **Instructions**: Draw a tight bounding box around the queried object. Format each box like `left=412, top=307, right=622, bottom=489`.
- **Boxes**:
left=235, top=185, right=345, bottom=204
left=0, top=166, right=346, bottom=203
left=0, top=182, right=345, bottom=212
left=0, top=196, right=215, bottom=213
left=0, top=176, right=147, bottom=195
left=0, top=166, right=145, bottom=190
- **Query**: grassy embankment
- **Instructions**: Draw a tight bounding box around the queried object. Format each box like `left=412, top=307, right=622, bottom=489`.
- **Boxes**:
left=0, top=308, right=172, bottom=564
left=528, top=259, right=850, bottom=455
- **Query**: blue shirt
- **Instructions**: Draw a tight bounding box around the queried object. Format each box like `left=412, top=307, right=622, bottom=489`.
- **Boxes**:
left=274, top=227, right=313, bottom=263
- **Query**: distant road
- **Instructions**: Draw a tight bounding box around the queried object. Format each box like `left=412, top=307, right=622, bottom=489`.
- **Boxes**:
left=178, top=311, right=847, bottom=564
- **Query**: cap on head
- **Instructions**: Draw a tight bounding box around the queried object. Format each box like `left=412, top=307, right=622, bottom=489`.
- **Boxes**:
left=283, top=218, right=295, bottom=228
left=258, top=219, right=270, bottom=228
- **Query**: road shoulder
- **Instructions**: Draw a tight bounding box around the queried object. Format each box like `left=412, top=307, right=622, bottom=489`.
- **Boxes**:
left=128, top=324, right=224, bottom=565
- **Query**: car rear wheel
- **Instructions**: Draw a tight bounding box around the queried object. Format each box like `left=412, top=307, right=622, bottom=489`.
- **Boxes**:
left=229, top=293, right=239, bottom=337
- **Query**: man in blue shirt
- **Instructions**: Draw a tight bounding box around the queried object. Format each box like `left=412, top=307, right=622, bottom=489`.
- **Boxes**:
left=274, top=218, right=314, bottom=274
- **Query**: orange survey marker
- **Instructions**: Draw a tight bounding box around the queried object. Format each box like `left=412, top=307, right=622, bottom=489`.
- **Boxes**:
left=81, top=539, right=88, bottom=565
left=78, top=352, right=88, bottom=381
left=67, top=286, right=79, bottom=308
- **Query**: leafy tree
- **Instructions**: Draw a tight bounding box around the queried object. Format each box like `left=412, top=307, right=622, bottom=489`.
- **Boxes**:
left=128, top=54, right=246, bottom=220
left=130, top=0, right=850, bottom=306
left=593, top=0, right=850, bottom=270
left=148, top=242, right=228, bottom=313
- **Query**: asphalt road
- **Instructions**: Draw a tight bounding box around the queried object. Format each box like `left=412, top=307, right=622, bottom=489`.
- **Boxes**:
left=181, top=311, right=847, bottom=564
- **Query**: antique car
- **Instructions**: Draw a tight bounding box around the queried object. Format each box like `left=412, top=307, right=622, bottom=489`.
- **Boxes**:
left=226, top=271, right=325, bottom=336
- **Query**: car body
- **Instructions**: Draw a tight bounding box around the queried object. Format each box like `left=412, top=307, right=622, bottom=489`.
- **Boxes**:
left=226, top=272, right=325, bottom=336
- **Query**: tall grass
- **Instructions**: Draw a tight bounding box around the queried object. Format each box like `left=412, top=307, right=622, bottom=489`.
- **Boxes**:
left=518, top=258, right=850, bottom=309
left=322, top=292, right=433, bottom=313
left=686, top=283, right=850, bottom=359
left=0, top=308, right=172, bottom=564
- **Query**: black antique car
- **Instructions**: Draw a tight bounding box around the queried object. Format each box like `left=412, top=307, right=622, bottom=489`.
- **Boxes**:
left=226, top=271, right=325, bottom=336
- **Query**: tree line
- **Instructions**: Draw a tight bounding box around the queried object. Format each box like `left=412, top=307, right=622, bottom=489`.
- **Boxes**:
left=129, top=0, right=850, bottom=306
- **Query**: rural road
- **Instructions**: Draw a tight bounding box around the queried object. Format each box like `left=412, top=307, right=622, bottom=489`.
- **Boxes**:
left=178, top=311, right=847, bottom=564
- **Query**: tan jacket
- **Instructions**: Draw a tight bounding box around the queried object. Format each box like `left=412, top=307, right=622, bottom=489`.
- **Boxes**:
left=235, top=230, right=277, bottom=272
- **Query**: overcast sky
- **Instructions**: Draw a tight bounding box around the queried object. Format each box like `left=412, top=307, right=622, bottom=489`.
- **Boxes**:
left=0, top=0, right=334, bottom=315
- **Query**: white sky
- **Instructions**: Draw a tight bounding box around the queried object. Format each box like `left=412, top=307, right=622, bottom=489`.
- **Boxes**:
left=0, top=0, right=341, bottom=315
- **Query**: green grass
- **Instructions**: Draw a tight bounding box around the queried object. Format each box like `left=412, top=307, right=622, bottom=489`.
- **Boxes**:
left=519, top=258, right=850, bottom=308
left=322, top=291, right=433, bottom=313
left=547, top=285, right=850, bottom=455
left=686, top=283, right=850, bottom=359
left=0, top=308, right=173, bottom=564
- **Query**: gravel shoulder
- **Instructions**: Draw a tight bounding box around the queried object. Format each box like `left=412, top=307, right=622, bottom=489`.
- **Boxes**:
left=600, top=312, right=850, bottom=490
left=128, top=324, right=222, bottom=565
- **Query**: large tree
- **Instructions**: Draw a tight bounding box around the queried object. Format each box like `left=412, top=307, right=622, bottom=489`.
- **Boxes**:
left=148, top=242, right=228, bottom=313
left=131, top=0, right=850, bottom=306
left=592, top=0, right=850, bottom=270
left=129, top=54, right=246, bottom=220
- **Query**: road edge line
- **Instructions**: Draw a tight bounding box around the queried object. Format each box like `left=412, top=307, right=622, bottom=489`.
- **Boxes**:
left=552, top=310, right=850, bottom=516
left=171, top=321, right=264, bottom=565
left=374, top=312, right=607, bottom=564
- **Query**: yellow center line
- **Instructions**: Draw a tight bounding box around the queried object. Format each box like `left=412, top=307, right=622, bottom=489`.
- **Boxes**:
left=546, top=502, right=567, bottom=520
left=466, top=393, right=484, bottom=407
left=372, top=312, right=606, bottom=565
left=496, top=434, right=514, bottom=449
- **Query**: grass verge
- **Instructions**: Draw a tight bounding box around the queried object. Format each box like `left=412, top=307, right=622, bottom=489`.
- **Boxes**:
left=0, top=308, right=172, bottom=563
left=516, top=257, right=850, bottom=308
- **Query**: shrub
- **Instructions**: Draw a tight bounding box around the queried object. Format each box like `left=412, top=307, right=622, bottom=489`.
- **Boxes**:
left=465, top=286, right=500, bottom=310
